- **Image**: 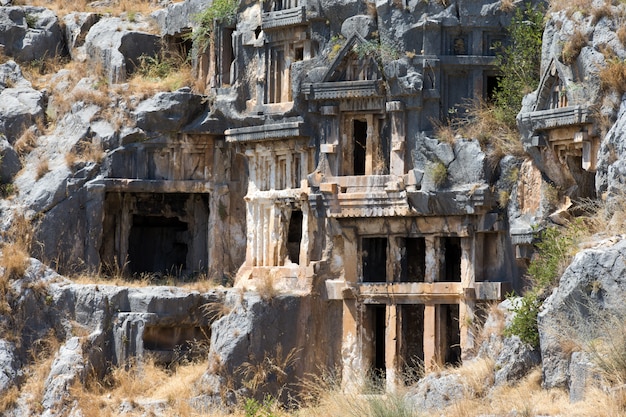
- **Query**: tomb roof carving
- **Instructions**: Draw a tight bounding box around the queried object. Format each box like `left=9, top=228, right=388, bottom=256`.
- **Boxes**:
left=225, top=120, right=307, bottom=143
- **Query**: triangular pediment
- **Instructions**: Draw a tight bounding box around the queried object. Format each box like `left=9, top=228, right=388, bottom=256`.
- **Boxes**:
left=534, top=59, right=568, bottom=112
left=322, top=33, right=382, bottom=83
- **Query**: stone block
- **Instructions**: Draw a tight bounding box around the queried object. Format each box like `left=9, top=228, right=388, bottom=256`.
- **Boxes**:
left=320, top=143, right=337, bottom=153
left=320, top=182, right=338, bottom=193
left=325, top=279, right=346, bottom=300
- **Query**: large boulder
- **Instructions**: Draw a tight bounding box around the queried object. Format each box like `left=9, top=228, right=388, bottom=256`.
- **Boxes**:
left=538, top=236, right=626, bottom=389
left=151, top=0, right=207, bottom=36
left=134, top=88, right=207, bottom=133
left=203, top=292, right=309, bottom=401
left=84, top=17, right=160, bottom=84
left=62, top=12, right=101, bottom=60
left=407, top=372, right=465, bottom=411
left=0, top=136, right=21, bottom=183
left=0, top=87, right=45, bottom=143
left=0, top=6, right=66, bottom=62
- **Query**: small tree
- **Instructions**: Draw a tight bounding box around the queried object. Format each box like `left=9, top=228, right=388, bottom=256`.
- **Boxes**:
left=494, top=3, right=545, bottom=127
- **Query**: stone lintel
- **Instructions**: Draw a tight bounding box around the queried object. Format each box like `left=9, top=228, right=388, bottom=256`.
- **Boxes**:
left=99, top=179, right=212, bottom=193
left=225, top=121, right=307, bottom=143
left=386, top=101, right=404, bottom=112
left=474, top=281, right=511, bottom=301
left=306, top=80, right=385, bottom=101
left=261, top=6, right=307, bottom=30
left=357, top=282, right=463, bottom=300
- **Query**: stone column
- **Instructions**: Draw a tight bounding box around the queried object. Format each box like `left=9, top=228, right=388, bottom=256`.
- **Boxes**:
left=385, top=304, right=399, bottom=391
left=341, top=227, right=362, bottom=390
left=424, top=236, right=439, bottom=283
left=423, top=303, right=437, bottom=369
left=321, top=105, right=339, bottom=176
left=365, top=114, right=376, bottom=175
left=386, top=101, right=406, bottom=177
left=459, top=237, right=476, bottom=358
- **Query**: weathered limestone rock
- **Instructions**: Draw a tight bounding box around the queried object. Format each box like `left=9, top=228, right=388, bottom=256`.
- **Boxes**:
left=0, top=60, right=32, bottom=90
left=205, top=292, right=307, bottom=400
left=596, top=102, right=626, bottom=200
left=0, top=86, right=45, bottom=144
left=0, top=340, right=18, bottom=395
left=63, top=12, right=100, bottom=60
left=0, top=6, right=66, bottom=62
left=84, top=16, right=160, bottom=84
left=134, top=88, right=207, bottom=133
left=569, top=351, right=601, bottom=403
left=340, top=15, right=376, bottom=39
left=407, top=372, right=465, bottom=411
left=41, top=337, right=85, bottom=415
left=0, top=136, right=21, bottom=183
left=538, top=236, right=626, bottom=389
left=150, top=0, right=206, bottom=36
left=494, top=335, right=541, bottom=386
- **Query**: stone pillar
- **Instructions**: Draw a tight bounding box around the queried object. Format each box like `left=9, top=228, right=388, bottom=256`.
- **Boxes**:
left=385, top=304, right=399, bottom=391
left=423, top=303, right=437, bottom=369
left=386, top=101, right=406, bottom=177
left=365, top=114, right=376, bottom=175
left=424, top=236, right=439, bottom=283
left=119, top=193, right=132, bottom=271
left=459, top=237, right=476, bottom=358
left=321, top=105, right=339, bottom=176
left=341, top=227, right=362, bottom=390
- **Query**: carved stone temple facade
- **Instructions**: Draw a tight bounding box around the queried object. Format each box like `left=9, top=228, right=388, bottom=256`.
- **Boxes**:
left=85, top=0, right=526, bottom=389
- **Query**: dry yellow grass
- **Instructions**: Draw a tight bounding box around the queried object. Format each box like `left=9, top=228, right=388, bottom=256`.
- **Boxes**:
left=66, top=141, right=105, bottom=169
left=14, top=126, right=39, bottom=157
left=12, top=0, right=159, bottom=18
left=562, top=29, right=588, bottom=65
left=35, top=158, right=49, bottom=180
left=17, top=330, right=62, bottom=414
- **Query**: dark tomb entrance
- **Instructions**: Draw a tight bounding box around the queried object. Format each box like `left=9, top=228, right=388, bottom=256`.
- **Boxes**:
left=400, top=304, right=424, bottom=382
left=353, top=119, right=367, bottom=175
left=128, top=215, right=188, bottom=275
left=286, top=209, right=302, bottom=264
left=362, top=237, right=387, bottom=282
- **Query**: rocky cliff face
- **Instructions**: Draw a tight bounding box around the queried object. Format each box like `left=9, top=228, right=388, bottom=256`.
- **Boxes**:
left=1, top=0, right=626, bottom=415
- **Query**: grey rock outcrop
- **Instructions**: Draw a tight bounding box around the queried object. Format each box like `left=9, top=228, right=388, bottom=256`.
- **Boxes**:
left=41, top=337, right=85, bottom=416
left=0, top=85, right=44, bottom=144
left=538, top=236, right=626, bottom=389
left=134, top=89, right=207, bottom=133
left=151, top=0, right=206, bottom=36
left=494, top=335, right=541, bottom=385
left=0, top=136, right=21, bottom=183
left=204, top=292, right=307, bottom=401
left=0, top=6, right=66, bottom=62
left=84, top=16, right=160, bottom=84
left=0, top=340, right=18, bottom=395
left=63, top=12, right=100, bottom=60
left=407, top=372, right=465, bottom=411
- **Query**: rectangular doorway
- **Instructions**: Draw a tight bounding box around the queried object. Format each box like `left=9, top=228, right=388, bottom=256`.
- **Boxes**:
left=362, top=237, right=387, bottom=282
left=400, top=304, right=424, bottom=382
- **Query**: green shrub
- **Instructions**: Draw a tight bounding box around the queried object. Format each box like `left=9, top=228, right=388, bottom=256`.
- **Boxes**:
left=504, top=292, right=540, bottom=348
left=527, top=223, right=581, bottom=290
left=192, top=0, right=238, bottom=53
left=493, top=3, right=545, bottom=127
left=244, top=395, right=279, bottom=417
left=429, top=161, right=448, bottom=188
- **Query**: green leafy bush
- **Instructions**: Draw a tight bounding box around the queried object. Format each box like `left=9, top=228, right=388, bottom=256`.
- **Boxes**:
left=504, top=292, right=540, bottom=348
left=429, top=161, right=448, bottom=188
left=192, top=0, right=238, bottom=53
left=506, top=222, right=582, bottom=347
left=493, top=3, right=545, bottom=127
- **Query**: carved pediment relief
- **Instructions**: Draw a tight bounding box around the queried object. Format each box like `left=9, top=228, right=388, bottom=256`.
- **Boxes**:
left=323, top=34, right=382, bottom=82
left=534, top=60, right=568, bottom=112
